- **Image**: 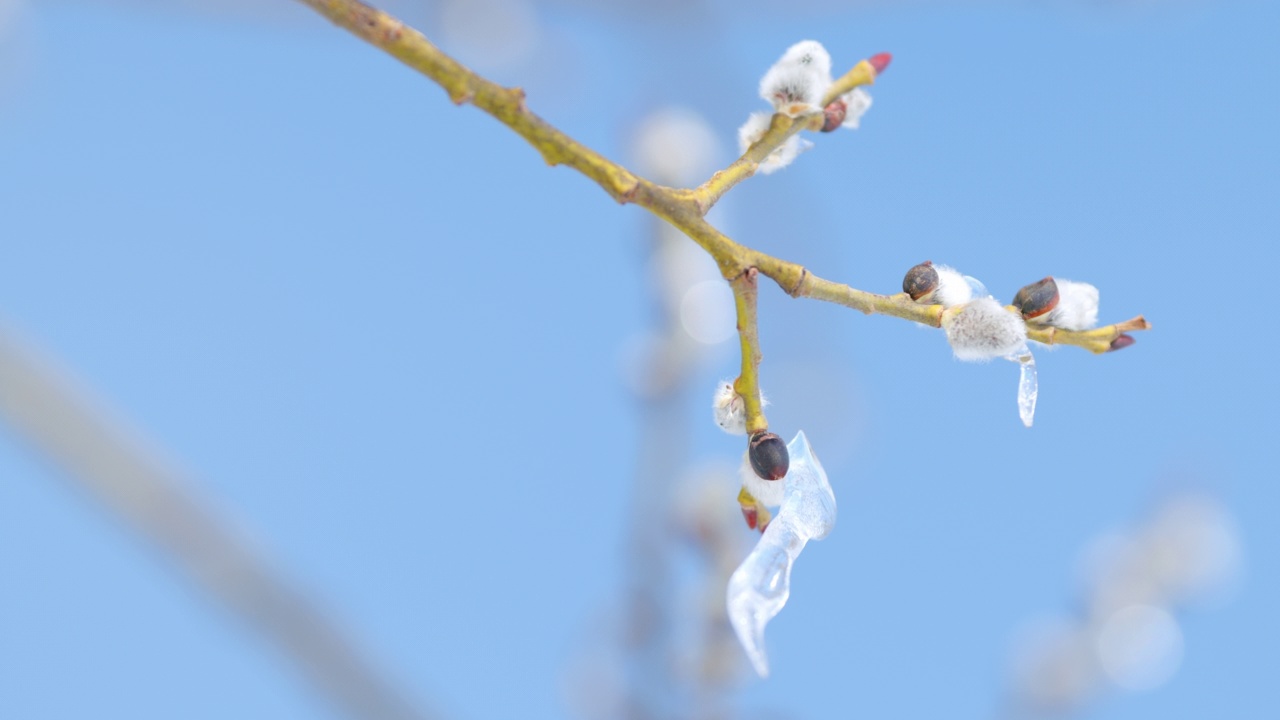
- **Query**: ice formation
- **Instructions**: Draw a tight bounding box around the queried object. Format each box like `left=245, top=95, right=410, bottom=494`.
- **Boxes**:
left=726, top=431, right=836, bottom=677
left=1011, top=347, right=1038, bottom=428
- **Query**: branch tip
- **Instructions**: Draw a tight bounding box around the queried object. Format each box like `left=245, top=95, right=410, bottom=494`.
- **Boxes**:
left=868, top=52, right=892, bottom=75
left=1108, top=334, right=1136, bottom=352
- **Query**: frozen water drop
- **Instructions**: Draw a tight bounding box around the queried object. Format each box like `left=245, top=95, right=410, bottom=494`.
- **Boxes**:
left=963, top=275, right=990, bottom=300
left=1006, top=344, right=1038, bottom=428
left=727, top=431, right=836, bottom=677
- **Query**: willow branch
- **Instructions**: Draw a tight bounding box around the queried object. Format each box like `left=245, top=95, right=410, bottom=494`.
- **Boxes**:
left=687, top=112, right=814, bottom=216
left=293, top=0, right=1151, bottom=386
left=688, top=58, right=881, bottom=215
left=821, top=59, right=879, bottom=106
left=294, top=0, right=642, bottom=202
left=730, top=269, right=767, bottom=435
left=1026, top=315, right=1152, bottom=354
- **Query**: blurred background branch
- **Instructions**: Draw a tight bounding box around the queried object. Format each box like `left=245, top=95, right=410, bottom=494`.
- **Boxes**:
left=0, top=330, right=438, bottom=720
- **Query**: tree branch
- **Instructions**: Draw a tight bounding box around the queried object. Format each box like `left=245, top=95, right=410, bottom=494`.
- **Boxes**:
left=293, top=0, right=1152, bottom=432
left=730, top=269, right=767, bottom=435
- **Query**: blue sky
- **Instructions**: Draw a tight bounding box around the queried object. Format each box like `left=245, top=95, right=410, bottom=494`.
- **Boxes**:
left=1, top=1, right=1277, bottom=719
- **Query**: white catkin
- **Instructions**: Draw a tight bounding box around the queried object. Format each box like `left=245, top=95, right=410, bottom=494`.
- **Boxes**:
left=933, top=265, right=976, bottom=308
left=943, top=297, right=1029, bottom=361
left=713, top=382, right=747, bottom=435
left=712, top=381, right=767, bottom=435
left=758, top=40, right=833, bottom=114
left=740, top=451, right=786, bottom=507
left=737, top=111, right=811, bottom=174
left=840, top=88, right=873, bottom=129
left=1049, top=279, right=1100, bottom=331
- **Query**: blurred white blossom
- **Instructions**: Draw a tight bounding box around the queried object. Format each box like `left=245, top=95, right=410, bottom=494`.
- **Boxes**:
left=437, top=0, right=540, bottom=69
left=1011, top=493, right=1242, bottom=715
left=630, top=107, right=721, bottom=187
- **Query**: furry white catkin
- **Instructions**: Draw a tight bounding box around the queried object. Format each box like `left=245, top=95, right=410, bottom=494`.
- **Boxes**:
left=758, top=40, right=833, bottom=114
left=943, top=297, right=1028, bottom=361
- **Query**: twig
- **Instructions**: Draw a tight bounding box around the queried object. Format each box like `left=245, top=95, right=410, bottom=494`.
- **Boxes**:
left=292, top=0, right=1152, bottom=433
left=730, top=269, right=767, bottom=435
left=0, top=329, right=438, bottom=720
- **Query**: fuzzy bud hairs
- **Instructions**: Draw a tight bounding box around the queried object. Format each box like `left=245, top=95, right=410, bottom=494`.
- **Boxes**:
left=839, top=88, right=873, bottom=129
left=739, top=450, right=785, bottom=507
left=1048, top=279, right=1100, bottom=331
left=904, top=261, right=987, bottom=308
left=758, top=40, right=833, bottom=116
left=712, top=380, right=768, bottom=435
left=942, top=297, right=1029, bottom=362
left=737, top=111, right=812, bottom=174
left=1013, top=276, right=1100, bottom=331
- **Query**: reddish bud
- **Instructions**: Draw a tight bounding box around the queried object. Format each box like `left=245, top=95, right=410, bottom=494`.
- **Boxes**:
left=821, top=100, right=847, bottom=132
left=1012, top=277, right=1060, bottom=320
left=748, top=431, right=789, bottom=481
left=1109, top=334, right=1136, bottom=352
left=868, top=52, right=892, bottom=76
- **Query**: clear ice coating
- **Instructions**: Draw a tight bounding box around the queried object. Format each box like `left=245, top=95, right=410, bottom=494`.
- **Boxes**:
left=726, top=431, right=836, bottom=677
left=1006, top=344, right=1038, bottom=428
left=963, top=275, right=990, bottom=301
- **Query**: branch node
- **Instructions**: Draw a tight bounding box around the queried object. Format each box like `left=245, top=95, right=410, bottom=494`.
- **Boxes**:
left=618, top=180, right=641, bottom=205
left=379, top=20, right=404, bottom=44
left=509, top=86, right=528, bottom=111
left=787, top=268, right=807, bottom=297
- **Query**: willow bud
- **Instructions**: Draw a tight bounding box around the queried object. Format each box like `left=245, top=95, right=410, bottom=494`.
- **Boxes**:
left=1012, top=277, right=1060, bottom=320
left=1109, top=334, right=1136, bottom=352
left=821, top=99, right=847, bottom=132
left=748, top=431, right=790, bottom=481
left=903, top=260, right=939, bottom=301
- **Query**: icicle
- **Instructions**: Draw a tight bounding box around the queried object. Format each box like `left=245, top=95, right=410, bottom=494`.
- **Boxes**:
left=726, top=431, right=836, bottom=677
left=1007, top=345, right=1038, bottom=428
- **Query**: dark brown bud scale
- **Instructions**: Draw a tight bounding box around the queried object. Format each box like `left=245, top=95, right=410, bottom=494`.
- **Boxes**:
left=1012, top=277, right=1060, bottom=320
left=748, top=431, right=789, bottom=481
left=821, top=100, right=847, bottom=132
left=903, top=261, right=939, bottom=301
